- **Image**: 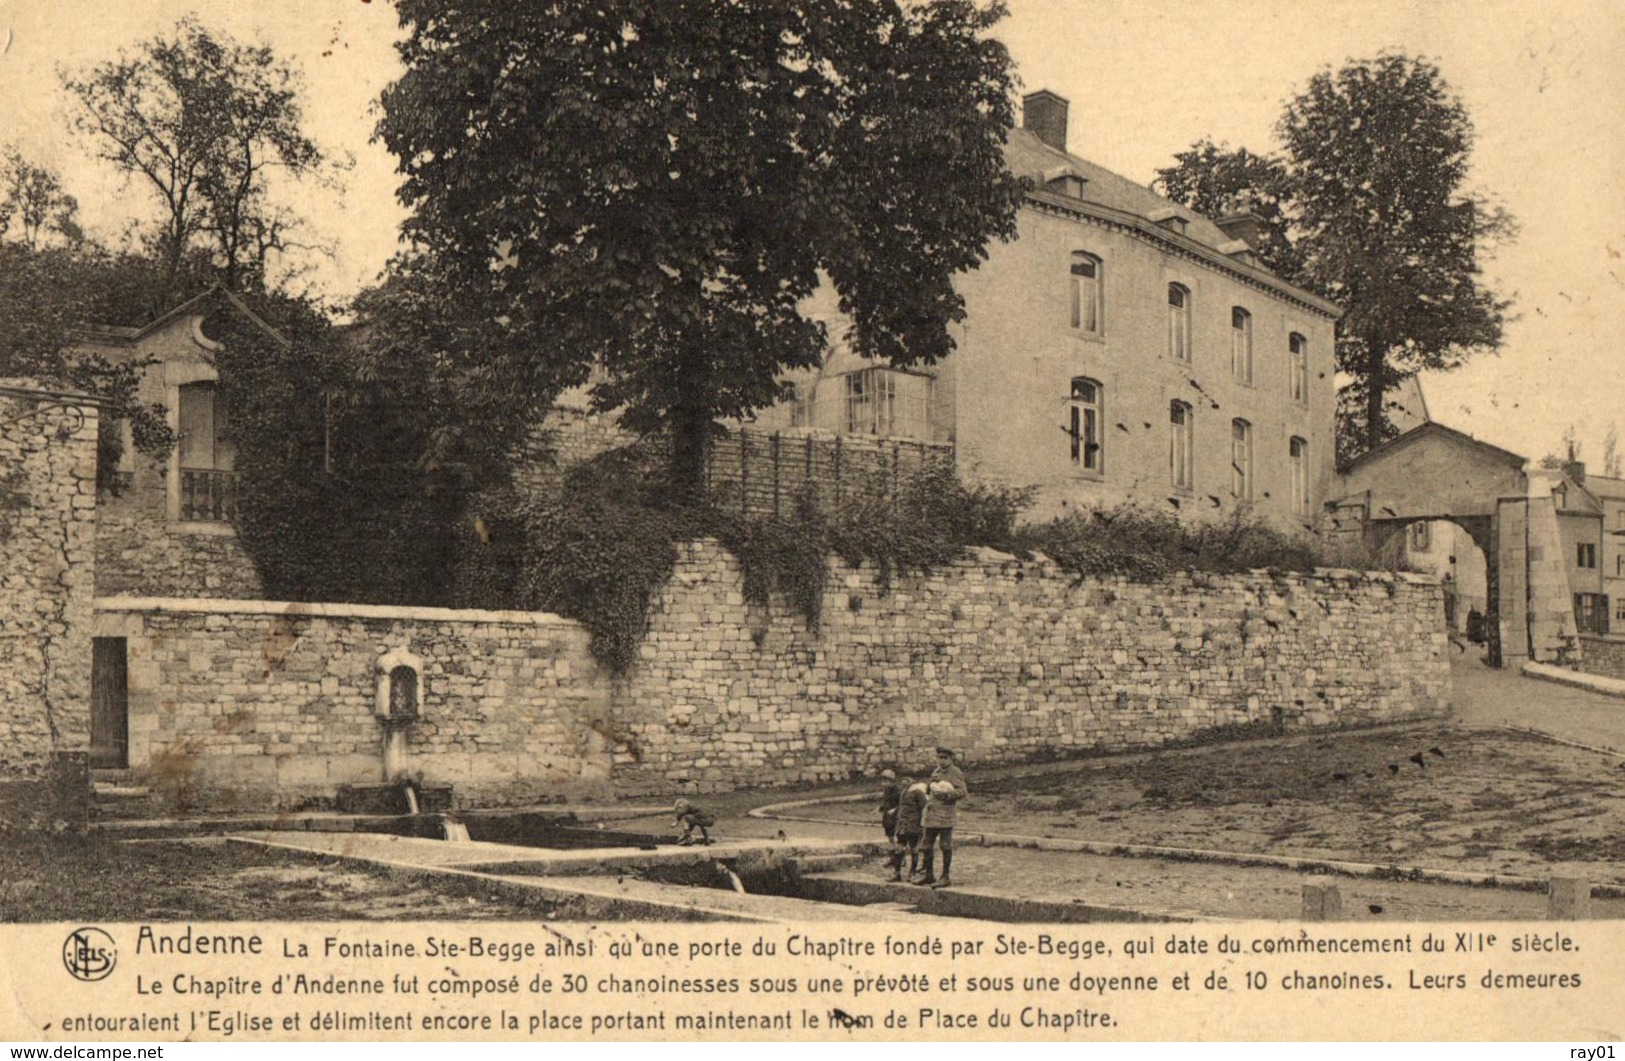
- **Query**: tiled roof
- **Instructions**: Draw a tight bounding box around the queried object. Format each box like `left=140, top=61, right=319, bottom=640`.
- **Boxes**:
left=1004, top=127, right=1236, bottom=253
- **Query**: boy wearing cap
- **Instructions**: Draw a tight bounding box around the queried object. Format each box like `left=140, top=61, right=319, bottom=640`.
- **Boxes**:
left=916, top=747, right=967, bottom=888
left=878, top=769, right=902, bottom=842
left=673, top=798, right=715, bottom=846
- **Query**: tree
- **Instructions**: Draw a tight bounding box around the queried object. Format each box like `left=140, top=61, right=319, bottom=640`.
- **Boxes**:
left=0, top=241, right=176, bottom=487
left=377, top=0, right=1025, bottom=498
left=1153, top=141, right=1300, bottom=279
left=1283, top=54, right=1512, bottom=455
left=0, top=148, right=82, bottom=249
left=61, top=16, right=328, bottom=294
left=1157, top=54, right=1513, bottom=461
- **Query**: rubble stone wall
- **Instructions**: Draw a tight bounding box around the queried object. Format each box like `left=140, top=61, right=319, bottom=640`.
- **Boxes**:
left=94, top=598, right=611, bottom=811
left=615, top=540, right=1451, bottom=791
left=1576, top=635, right=1625, bottom=681
left=95, top=540, right=1448, bottom=809
left=94, top=447, right=262, bottom=599
left=0, top=381, right=99, bottom=789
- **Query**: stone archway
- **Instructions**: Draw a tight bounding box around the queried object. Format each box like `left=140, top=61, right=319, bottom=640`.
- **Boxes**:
left=1332, top=422, right=1534, bottom=669
left=1366, top=514, right=1501, bottom=666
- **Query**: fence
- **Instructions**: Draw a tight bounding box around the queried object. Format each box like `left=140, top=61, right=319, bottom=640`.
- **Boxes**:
left=704, top=428, right=954, bottom=519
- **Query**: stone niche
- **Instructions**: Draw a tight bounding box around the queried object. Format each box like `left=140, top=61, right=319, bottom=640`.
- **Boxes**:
left=375, top=647, right=424, bottom=780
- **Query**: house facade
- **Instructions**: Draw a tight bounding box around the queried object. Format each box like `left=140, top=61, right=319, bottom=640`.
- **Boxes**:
left=751, top=90, right=1342, bottom=528
left=76, top=288, right=268, bottom=601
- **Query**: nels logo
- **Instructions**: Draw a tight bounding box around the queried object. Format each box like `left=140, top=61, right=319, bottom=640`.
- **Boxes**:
left=63, top=927, right=117, bottom=982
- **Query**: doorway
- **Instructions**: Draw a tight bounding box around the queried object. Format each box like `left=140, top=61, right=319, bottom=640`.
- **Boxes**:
left=90, top=637, right=128, bottom=770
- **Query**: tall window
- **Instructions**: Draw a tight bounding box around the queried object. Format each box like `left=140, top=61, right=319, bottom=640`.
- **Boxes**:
left=1170, top=401, right=1194, bottom=490
left=1230, top=418, right=1252, bottom=500
left=845, top=368, right=897, bottom=435
left=1289, top=437, right=1310, bottom=517
left=1070, top=253, right=1103, bottom=334
left=1289, top=333, right=1308, bottom=403
left=1410, top=521, right=1431, bottom=552
left=1068, top=377, right=1103, bottom=473
left=789, top=382, right=812, bottom=428
left=1577, top=542, right=1598, bottom=569
left=1231, top=307, right=1253, bottom=385
left=1168, top=284, right=1191, bottom=361
left=177, top=381, right=237, bottom=523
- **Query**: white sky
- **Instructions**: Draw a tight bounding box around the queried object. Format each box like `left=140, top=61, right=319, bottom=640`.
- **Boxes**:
left=1, top=0, right=1620, bottom=464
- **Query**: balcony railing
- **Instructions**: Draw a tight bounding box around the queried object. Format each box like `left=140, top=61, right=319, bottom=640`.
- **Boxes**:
left=180, top=467, right=239, bottom=523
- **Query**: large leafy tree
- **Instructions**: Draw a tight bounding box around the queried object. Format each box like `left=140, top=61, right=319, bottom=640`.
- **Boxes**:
left=377, top=0, right=1025, bottom=498
left=1285, top=54, right=1510, bottom=456
left=0, top=241, right=183, bottom=486
left=1157, top=54, right=1512, bottom=461
left=62, top=16, right=329, bottom=294
left=1153, top=141, right=1300, bottom=280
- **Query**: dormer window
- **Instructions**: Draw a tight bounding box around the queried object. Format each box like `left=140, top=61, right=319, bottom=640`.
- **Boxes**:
left=1149, top=207, right=1189, bottom=235
left=1048, top=174, right=1086, bottom=198
left=1041, top=165, right=1088, bottom=200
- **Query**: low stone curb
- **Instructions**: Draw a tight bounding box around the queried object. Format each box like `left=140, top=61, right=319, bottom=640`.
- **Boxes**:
left=1521, top=660, right=1625, bottom=703
left=225, top=835, right=756, bottom=922
left=750, top=798, right=1625, bottom=900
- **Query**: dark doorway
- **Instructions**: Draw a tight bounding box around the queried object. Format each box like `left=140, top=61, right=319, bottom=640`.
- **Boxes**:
left=90, top=637, right=129, bottom=770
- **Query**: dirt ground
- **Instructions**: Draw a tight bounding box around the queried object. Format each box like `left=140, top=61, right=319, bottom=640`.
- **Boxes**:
left=0, top=835, right=584, bottom=922
left=5, top=721, right=1623, bottom=923
left=780, top=723, right=1625, bottom=889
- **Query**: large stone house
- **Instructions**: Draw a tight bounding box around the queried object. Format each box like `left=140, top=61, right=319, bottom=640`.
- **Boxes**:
left=749, top=90, right=1342, bottom=527
left=77, top=287, right=274, bottom=601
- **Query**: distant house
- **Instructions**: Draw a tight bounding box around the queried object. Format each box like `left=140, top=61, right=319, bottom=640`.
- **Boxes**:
left=1329, top=415, right=1625, bottom=668
left=76, top=287, right=278, bottom=601
left=745, top=90, right=1342, bottom=527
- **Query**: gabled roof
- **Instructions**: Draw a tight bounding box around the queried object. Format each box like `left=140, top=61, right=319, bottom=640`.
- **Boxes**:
left=1003, top=128, right=1341, bottom=319
left=1579, top=472, right=1625, bottom=502
left=77, top=285, right=289, bottom=349
left=1341, top=420, right=1528, bottom=476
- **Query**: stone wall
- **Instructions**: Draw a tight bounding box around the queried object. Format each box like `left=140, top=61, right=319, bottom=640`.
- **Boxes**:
left=78, top=309, right=265, bottom=601
left=1576, top=635, right=1625, bottom=681
left=95, top=598, right=611, bottom=811
left=95, top=447, right=262, bottom=599
left=97, top=540, right=1449, bottom=809
left=616, top=540, right=1450, bottom=791
left=0, top=381, right=98, bottom=801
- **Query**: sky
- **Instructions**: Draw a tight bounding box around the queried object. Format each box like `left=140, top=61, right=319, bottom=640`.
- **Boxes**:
left=1, top=0, right=1620, bottom=465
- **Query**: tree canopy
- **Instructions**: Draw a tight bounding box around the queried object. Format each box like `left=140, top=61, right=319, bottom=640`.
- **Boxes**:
left=1153, top=141, right=1300, bottom=280
left=0, top=148, right=82, bottom=250
left=376, top=0, right=1025, bottom=496
left=62, top=16, right=330, bottom=295
left=1155, top=53, right=1513, bottom=463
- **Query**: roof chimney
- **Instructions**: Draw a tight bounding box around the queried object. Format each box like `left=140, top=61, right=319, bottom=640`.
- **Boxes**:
left=1023, top=90, right=1069, bottom=153
left=1564, top=440, right=1586, bottom=485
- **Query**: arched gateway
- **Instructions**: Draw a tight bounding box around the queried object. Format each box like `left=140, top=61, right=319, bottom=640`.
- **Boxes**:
left=1328, top=422, right=1575, bottom=670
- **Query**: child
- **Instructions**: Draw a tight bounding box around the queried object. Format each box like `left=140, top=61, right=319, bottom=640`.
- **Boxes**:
left=892, top=777, right=928, bottom=882
left=673, top=798, right=715, bottom=846
left=878, top=769, right=902, bottom=842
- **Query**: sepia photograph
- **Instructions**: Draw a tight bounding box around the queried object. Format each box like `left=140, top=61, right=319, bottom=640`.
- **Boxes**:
left=2, top=0, right=1623, bottom=1045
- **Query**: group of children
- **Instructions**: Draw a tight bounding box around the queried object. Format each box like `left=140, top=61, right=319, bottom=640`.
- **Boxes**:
left=878, top=747, right=968, bottom=889
left=669, top=748, right=969, bottom=891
